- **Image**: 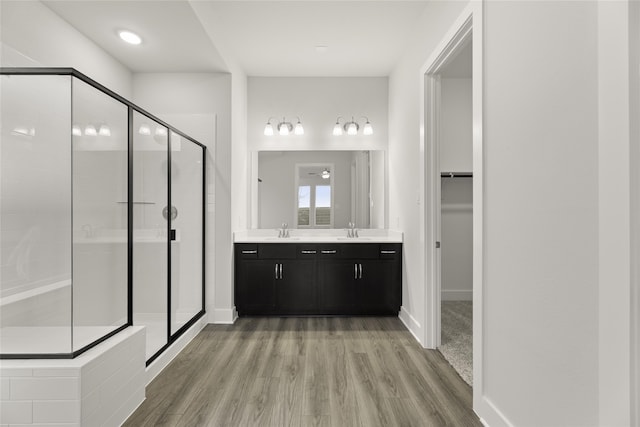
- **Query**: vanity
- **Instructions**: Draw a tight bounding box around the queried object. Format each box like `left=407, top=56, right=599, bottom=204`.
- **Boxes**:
left=234, top=231, right=403, bottom=316
left=237, top=150, right=400, bottom=316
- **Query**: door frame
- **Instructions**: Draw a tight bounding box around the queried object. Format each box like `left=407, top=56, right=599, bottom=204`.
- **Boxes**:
left=420, top=0, right=484, bottom=407
left=631, top=0, right=640, bottom=423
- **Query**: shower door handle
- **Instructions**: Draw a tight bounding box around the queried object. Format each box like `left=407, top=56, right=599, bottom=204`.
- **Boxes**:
left=170, top=229, right=176, bottom=241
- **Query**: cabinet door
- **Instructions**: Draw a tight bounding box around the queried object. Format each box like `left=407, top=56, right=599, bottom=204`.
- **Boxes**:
left=358, top=260, right=398, bottom=314
left=235, top=260, right=277, bottom=314
left=277, top=260, right=316, bottom=314
left=319, top=260, right=357, bottom=313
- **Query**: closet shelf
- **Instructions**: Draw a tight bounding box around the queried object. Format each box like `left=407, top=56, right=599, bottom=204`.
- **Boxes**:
left=441, top=172, right=473, bottom=178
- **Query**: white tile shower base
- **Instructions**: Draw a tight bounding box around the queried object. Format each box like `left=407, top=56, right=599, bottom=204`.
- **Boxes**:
left=0, top=326, right=145, bottom=427
left=0, top=326, right=122, bottom=355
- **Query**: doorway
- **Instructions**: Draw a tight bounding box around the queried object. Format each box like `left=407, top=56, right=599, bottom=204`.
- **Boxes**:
left=434, top=42, right=473, bottom=385
left=421, top=4, right=483, bottom=398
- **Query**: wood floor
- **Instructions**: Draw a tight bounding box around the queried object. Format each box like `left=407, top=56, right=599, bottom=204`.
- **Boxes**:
left=123, top=317, right=481, bottom=427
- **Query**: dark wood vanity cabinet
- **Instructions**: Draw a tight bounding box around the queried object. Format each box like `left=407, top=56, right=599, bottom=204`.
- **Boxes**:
left=234, top=242, right=401, bottom=316
left=234, top=244, right=317, bottom=315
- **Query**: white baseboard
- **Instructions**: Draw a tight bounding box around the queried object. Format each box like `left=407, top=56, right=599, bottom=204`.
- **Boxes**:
left=475, top=395, right=514, bottom=427
left=442, top=290, right=473, bottom=301
left=399, top=306, right=423, bottom=346
left=145, top=315, right=207, bottom=385
left=209, top=306, right=238, bottom=324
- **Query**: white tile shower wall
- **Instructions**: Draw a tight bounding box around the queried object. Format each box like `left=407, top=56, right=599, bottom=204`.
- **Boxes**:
left=0, top=326, right=145, bottom=427
left=1, top=74, right=73, bottom=338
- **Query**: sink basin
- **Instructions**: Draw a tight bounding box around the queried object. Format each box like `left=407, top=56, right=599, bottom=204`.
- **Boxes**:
left=337, top=237, right=371, bottom=241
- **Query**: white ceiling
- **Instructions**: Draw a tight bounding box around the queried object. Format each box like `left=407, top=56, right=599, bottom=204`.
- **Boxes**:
left=43, top=1, right=230, bottom=73
left=44, top=1, right=432, bottom=76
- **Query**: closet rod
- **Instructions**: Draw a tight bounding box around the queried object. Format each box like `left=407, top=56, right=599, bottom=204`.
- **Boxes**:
left=440, top=172, right=473, bottom=178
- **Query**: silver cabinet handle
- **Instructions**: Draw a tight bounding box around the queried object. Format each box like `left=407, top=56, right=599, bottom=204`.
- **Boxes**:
left=380, top=250, right=396, bottom=254
left=354, top=263, right=358, bottom=279
left=301, top=250, right=317, bottom=254
left=280, top=263, right=283, bottom=279
left=275, top=263, right=278, bottom=279
left=321, top=250, right=337, bottom=254
left=359, top=263, right=363, bottom=279
left=242, top=250, right=257, bottom=254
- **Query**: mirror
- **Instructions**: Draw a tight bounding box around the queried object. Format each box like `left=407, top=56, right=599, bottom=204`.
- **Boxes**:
left=253, top=150, right=385, bottom=229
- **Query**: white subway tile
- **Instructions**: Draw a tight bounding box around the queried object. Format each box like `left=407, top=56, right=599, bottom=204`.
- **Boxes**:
left=103, top=384, right=145, bottom=427
left=33, top=368, right=79, bottom=377
left=81, top=345, right=131, bottom=394
left=80, top=389, right=99, bottom=421
left=11, top=377, right=79, bottom=400
left=13, top=423, right=80, bottom=427
left=0, top=400, right=32, bottom=424
left=0, top=368, right=32, bottom=377
left=0, top=379, right=9, bottom=400
left=33, top=400, right=81, bottom=423
left=100, top=355, right=143, bottom=405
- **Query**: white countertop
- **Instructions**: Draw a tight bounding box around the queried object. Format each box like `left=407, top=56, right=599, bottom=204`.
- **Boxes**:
left=234, top=229, right=403, bottom=243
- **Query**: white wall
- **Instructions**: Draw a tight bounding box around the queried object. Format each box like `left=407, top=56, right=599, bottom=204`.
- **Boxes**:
left=230, top=69, right=248, bottom=321
left=481, top=2, right=601, bottom=425
left=132, top=72, right=232, bottom=325
left=440, top=78, right=472, bottom=172
left=631, top=2, right=640, bottom=424
left=390, top=0, right=638, bottom=425
left=0, top=1, right=132, bottom=97
left=440, top=77, right=473, bottom=301
left=248, top=77, right=388, bottom=152
left=389, top=0, right=469, bottom=351
left=597, top=2, right=634, bottom=425
left=441, top=178, right=472, bottom=301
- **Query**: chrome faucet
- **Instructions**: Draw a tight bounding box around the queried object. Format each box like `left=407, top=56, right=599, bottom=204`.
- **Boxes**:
left=346, top=222, right=358, bottom=238
left=278, top=222, right=289, bottom=238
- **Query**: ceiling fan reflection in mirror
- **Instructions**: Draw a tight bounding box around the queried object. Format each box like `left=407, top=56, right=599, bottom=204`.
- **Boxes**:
left=308, top=168, right=331, bottom=179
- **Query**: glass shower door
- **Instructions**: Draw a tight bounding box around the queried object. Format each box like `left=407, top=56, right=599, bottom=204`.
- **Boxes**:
left=169, top=132, right=204, bottom=336
left=132, top=112, right=169, bottom=360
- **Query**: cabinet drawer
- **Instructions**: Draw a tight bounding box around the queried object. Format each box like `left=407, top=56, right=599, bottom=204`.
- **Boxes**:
left=340, top=243, right=379, bottom=259
left=317, top=244, right=341, bottom=258
left=236, top=244, right=258, bottom=259
left=379, top=244, right=401, bottom=260
left=258, top=243, right=297, bottom=259
left=297, top=245, right=319, bottom=258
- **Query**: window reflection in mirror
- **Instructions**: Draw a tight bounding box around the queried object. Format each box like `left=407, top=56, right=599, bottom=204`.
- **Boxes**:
left=296, top=164, right=333, bottom=228
left=256, top=151, right=379, bottom=229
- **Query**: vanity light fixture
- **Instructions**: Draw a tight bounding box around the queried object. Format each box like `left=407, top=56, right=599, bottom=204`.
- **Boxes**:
left=332, top=116, right=373, bottom=136
left=72, top=125, right=82, bottom=136
left=321, top=168, right=330, bottom=179
left=264, top=117, right=304, bottom=136
left=118, top=30, right=142, bottom=45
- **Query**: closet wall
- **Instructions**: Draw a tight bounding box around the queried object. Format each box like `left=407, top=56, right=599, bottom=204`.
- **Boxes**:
left=440, top=77, right=472, bottom=300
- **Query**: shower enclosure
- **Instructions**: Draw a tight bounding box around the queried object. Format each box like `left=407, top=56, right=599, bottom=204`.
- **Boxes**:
left=0, top=68, right=206, bottom=364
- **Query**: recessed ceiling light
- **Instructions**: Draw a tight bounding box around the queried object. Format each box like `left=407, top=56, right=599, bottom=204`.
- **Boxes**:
left=118, top=30, right=142, bottom=45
